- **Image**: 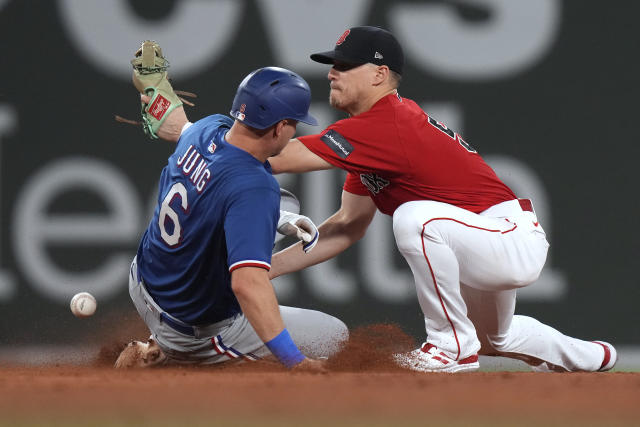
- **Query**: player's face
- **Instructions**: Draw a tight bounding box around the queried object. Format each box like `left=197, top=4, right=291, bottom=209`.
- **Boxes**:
left=328, top=62, right=374, bottom=114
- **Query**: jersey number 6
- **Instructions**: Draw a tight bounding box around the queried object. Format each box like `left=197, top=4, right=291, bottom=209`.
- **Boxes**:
left=159, top=182, right=188, bottom=247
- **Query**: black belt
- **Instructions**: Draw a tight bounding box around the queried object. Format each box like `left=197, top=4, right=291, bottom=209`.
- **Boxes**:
left=159, top=312, right=236, bottom=338
left=137, top=273, right=235, bottom=337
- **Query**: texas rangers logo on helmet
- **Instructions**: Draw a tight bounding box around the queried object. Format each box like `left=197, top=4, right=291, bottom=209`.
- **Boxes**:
left=336, top=29, right=350, bottom=45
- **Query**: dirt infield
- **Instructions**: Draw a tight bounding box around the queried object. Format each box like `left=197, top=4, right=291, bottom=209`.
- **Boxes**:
left=1, top=325, right=638, bottom=426
left=0, top=366, right=638, bottom=426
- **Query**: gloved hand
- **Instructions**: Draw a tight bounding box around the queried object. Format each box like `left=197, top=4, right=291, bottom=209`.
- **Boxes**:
left=277, top=210, right=319, bottom=253
left=130, top=40, right=196, bottom=139
left=116, top=40, right=194, bottom=141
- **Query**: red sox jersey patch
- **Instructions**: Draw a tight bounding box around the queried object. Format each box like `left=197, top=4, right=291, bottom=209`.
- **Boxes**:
left=320, top=130, right=354, bottom=159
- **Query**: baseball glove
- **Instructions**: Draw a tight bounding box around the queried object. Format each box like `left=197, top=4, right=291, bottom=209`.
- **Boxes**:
left=117, top=40, right=196, bottom=139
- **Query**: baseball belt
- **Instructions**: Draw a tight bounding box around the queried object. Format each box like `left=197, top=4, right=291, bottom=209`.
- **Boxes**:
left=137, top=275, right=235, bottom=338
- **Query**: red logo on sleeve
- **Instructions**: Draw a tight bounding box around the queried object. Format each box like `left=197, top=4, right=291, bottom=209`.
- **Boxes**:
left=148, top=95, right=171, bottom=120
left=336, top=29, right=350, bottom=45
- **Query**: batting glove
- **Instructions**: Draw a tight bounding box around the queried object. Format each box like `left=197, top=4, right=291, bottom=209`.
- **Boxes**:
left=277, top=210, right=319, bottom=253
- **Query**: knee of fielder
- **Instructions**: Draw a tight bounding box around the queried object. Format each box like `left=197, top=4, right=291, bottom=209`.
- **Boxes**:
left=485, top=332, right=511, bottom=353
left=482, top=320, right=520, bottom=353
left=509, top=264, right=544, bottom=288
left=483, top=315, right=539, bottom=353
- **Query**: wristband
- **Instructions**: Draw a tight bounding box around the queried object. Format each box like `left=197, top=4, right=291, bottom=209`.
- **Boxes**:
left=265, top=329, right=305, bottom=368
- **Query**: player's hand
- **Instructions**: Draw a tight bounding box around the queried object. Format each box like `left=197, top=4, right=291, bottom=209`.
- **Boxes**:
left=292, top=357, right=328, bottom=373
left=140, top=94, right=189, bottom=143
left=277, top=210, right=319, bottom=253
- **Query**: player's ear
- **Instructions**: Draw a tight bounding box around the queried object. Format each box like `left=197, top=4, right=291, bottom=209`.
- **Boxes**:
left=373, top=65, right=390, bottom=86
left=273, top=120, right=287, bottom=138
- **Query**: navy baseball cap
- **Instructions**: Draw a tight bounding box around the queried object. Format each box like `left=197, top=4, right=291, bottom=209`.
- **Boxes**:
left=310, top=26, right=404, bottom=75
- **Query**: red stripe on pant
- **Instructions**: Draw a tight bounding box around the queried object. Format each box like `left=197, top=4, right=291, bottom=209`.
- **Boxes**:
left=420, top=217, right=518, bottom=360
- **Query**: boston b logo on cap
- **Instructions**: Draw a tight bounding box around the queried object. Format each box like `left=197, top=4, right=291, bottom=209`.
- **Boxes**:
left=310, top=26, right=404, bottom=75
left=336, top=29, right=350, bottom=45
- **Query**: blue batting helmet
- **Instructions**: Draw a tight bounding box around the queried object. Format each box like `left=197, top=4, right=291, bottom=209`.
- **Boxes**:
left=230, top=67, right=318, bottom=129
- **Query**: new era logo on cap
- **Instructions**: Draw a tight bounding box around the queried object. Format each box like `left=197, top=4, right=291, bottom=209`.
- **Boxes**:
left=374, top=51, right=383, bottom=59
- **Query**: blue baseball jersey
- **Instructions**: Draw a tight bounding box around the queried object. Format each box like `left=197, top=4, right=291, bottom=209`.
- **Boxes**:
left=136, top=114, right=280, bottom=325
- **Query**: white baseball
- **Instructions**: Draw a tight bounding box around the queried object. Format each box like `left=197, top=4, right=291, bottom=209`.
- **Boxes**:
left=70, top=292, right=97, bottom=318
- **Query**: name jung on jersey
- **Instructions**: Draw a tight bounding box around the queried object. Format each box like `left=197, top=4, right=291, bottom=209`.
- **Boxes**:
left=176, top=144, right=212, bottom=193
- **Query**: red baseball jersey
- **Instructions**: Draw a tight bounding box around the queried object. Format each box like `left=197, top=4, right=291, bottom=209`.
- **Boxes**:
left=297, top=93, right=516, bottom=216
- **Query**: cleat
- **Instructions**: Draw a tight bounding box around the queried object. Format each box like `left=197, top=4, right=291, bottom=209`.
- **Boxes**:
left=394, top=343, right=479, bottom=373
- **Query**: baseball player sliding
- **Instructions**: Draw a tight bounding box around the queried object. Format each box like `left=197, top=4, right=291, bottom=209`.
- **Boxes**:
left=266, top=26, right=617, bottom=373
left=116, top=43, right=347, bottom=369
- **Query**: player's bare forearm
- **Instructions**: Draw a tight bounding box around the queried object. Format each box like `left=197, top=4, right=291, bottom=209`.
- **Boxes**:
left=269, top=138, right=333, bottom=173
left=231, top=267, right=285, bottom=342
left=269, top=191, right=376, bottom=279
left=270, top=221, right=351, bottom=278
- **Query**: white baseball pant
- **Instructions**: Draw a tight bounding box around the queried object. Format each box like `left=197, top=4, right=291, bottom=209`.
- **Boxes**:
left=393, top=199, right=607, bottom=371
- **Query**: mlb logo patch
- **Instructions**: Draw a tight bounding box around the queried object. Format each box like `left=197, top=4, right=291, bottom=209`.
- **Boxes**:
left=149, top=95, right=171, bottom=120
left=208, top=141, right=217, bottom=153
left=234, top=103, right=246, bottom=121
